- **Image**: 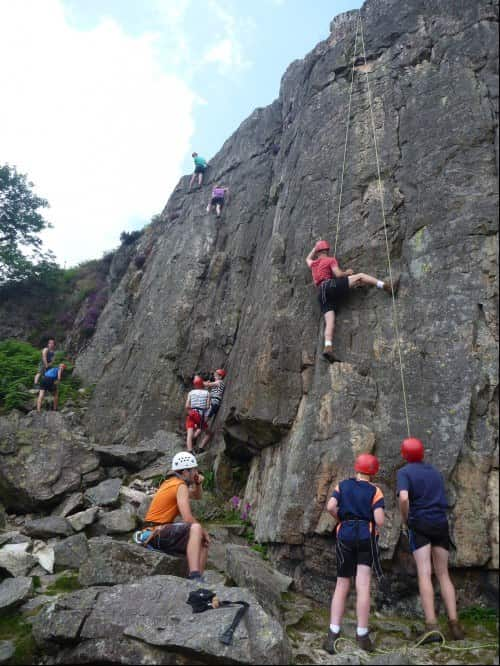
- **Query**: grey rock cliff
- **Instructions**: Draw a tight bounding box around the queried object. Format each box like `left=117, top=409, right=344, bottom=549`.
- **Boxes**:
left=74, top=0, right=498, bottom=596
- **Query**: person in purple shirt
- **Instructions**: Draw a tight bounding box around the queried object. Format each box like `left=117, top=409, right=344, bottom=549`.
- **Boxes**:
left=206, top=185, right=229, bottom=218
left=397, top=438, right=465, bottom=643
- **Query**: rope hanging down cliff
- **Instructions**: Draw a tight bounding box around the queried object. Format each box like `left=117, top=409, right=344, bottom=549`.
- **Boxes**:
left=334, top=10, right=411, bottom=438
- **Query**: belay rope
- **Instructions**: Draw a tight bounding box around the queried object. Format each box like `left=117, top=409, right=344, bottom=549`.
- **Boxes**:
left=333, top=10, right=411, bottom=437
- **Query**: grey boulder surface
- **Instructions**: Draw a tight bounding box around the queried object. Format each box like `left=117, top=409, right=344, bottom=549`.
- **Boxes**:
left=23, top=517, right=73, bottom=539
left=33, top=576, right=291, bottom=665
left=0, top=576, right=33, bottom=615
left=78, top=537, right=186, bottom=586
left=67, top=507, right=99, bottom=532
left=0, top=412, right=100, bottom=512
left=72, top=0, right=498, bottom=599
left=53, top=533, right=89, bottom=570
left=84, top=478, right=122, bottom=508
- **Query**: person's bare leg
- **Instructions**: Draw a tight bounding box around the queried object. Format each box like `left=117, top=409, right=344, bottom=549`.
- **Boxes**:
left=186, top=428, right=194, bottom=452
left=199, top=430, right=211, bottom=450
left=413, top=544, right=437, bottom=624
left=53, top=388, right=59, bottom=411
left=200, top=544, right=209, bottom=574
left=37, top=390, right=45, bottom=412
left=432, top=546, right=458, bottom=621
left=355, top=565, right=372, bottom=629
left=198, top=172, right=203, bottom=186
left=206, top=204, right=211, bottom=213
left=330, top=577, right=351, bottom=626
left=34, top=373, right=40, bottom=385
left=186, top=523, right=203, bottom=572
left=189, top=174, right=196, bottom=189
left=324, top=310, right=335, bottom=346
left=216, top=204, right=221, bottom=217
left=348, top=273, right=380, bottom=288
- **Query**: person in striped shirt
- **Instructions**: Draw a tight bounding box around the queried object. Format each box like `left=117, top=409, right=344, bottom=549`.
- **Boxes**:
left=185, top=375, right=211, bottom=452
left=198, top=369, right=226, bottom=452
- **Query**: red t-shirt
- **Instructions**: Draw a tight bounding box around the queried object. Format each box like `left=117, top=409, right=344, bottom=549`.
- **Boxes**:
left=310, top=256, right=339, bottom=286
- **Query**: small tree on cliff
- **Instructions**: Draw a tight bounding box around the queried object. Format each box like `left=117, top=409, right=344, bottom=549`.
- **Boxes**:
left=0, top=164, right=55, bottom=284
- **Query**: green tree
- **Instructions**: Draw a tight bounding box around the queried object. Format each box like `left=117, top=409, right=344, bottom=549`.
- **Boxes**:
left=0, top=164, right=55, bottom=284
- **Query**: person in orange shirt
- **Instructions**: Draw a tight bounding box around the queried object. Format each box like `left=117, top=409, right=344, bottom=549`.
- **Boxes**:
left=323, top=454, right=384, bottom=654
left=134, top=452, right=210, bottom=581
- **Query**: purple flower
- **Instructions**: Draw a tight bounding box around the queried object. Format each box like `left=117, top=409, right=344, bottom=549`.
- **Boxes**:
left=230, top=496, right=240, bottom=509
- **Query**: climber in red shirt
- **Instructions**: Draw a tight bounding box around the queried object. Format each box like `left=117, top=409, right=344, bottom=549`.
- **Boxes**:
left=306, top=240, right=398, bottom=362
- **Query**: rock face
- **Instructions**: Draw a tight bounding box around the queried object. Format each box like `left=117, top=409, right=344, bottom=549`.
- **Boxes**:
left=33, top=576, right=291, bottom=665
left=0, top=576, right=33, bottom=615
left=73, top=0, right=498, bottom=598
left=0, top=412, right=100, bottom=512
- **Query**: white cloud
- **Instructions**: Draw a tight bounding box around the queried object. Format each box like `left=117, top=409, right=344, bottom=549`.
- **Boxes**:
left=0, top=0, right=197, bottom=267
left=200, top=0, right=253, bottom=74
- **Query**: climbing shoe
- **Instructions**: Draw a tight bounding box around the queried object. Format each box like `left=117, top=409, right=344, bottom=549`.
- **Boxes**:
left=322, top=347, right=338, bottom=363
left=356, top=632, right=374, bottom=652
left=383, top=275, right=400, bottom=295
left=322, top=628, right=340, bottom=654
left=133, top=529, right=152, bottom=546
left=418, top=623, right=443, bottom=645
left=448, top=619, right=465, bottom=641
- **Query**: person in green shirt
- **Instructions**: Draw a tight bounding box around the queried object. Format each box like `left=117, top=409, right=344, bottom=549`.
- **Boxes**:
left=189, top=152, right=208, bottom=189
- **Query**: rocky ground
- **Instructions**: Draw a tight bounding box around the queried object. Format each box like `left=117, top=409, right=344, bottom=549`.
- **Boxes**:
left=0, top=410, right=498, bottom=665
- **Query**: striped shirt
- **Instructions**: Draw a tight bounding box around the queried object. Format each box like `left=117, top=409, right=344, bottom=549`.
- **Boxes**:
left=210, top=380, right=225, bottom=403
left=188, top=389, right=210, bottom=411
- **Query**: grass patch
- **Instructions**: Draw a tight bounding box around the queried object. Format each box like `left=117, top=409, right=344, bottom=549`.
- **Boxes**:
left=459, top=606, right=498, bottom=632
left=0, top=613, right=38, bottom=665
left=31, top=575, right=41, bottom=590
left=45, top=573, right=81, bottom=596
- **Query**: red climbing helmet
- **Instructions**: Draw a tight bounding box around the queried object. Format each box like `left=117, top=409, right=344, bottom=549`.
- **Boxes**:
left=215, top=369, right=226, bottom=378
left=315, top=240, right=330, bottom=253
left=192, top=375, right=204, bottom=389
left=401, top=437, right=425, bottom=462
left=355, top=453, right=380, bottom=476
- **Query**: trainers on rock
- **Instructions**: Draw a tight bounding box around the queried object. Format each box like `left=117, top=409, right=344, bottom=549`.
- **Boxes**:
left=322, top=628, right=340, bottom=654
left=322, top=347, right=338, bottom=362
left=419, top=623, right=443, bottom=645
left=448, top=619, right=465, bottom=641
left=356, top=632, right=374, bottom=652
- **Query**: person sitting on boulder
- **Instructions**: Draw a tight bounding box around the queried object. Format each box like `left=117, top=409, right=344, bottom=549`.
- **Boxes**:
left=306, top=240, right=398, bottom=362
left=189, top=152, right=208, bottom=189
left=185, top=375, right=211, bottom=452
left=36, top=363, right=66, bottom=412
left=34, top=337, right=56, bottom=387
left=323, top=454, right=384, bottom=654
left=206, top=185, right=229, bottom=218
left=135, top=452, right=210, bottom=581
left=198, top=368, right=226, bottom=452
left=397, top=438, right=465, bottom=644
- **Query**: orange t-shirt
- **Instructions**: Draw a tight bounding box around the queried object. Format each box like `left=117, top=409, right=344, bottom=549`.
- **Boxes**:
left=145, top=476, right=185, bottom=524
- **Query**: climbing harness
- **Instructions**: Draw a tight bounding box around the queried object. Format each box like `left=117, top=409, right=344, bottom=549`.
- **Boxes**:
left=334, top=10, right=411, bottom=436
left=186, top=588, right=249, bottom=646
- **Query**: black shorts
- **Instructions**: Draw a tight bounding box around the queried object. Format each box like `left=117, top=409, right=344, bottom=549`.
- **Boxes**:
left=194, top=165, right=206, bottom=174
left=409, top=519, right=451, bottom=552
left=210, top=197, right=224, bottom=206
left=318, top=277, right=349, bottom=314
left=39, top=376, right=57, bottom=393
left=152, top=522, right=192, bottom=555
left=336, top=538, right=373, bottom=578
left=208, top=400, right=221, bottom=418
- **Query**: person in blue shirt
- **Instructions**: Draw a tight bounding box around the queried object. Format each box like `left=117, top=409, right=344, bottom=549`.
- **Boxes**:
left=397, top=437, right=464, bottom=643
left=323, top=453, right=384, bottom=654
left=189, top=152, right=208, bottom=189
left=36, top=363, right=66, bottom=412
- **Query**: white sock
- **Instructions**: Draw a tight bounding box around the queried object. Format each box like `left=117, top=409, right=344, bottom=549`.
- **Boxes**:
left=330, top=624, right=340, bottom=633
left=325, top=340, right=332, bottom=347
left=357, top=627, right=369, bottom=636
left=376, top=280, right=384, bottom=289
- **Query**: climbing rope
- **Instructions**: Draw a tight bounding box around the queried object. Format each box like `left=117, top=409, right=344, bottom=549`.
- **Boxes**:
left=333, top=13, right=360, bottom=258
left=358, top=11, right=411, bottom=437
left=333, top=633, right=499, bottom=657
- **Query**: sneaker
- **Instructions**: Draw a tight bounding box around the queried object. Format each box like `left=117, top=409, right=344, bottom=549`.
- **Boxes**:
left=418, top=623, right=443, bottom=645
left=383, top=275, right=400, bottom=295
left=448, top=619, right=465, bottom=641
left=322, top=347, right=337, bottom=363
left=356, top=632, right=374, bottom=652
left=133, top=529, right=152, bottom=545
left=187, top=572, right=206, bottom=583
left=322, top=628, right=340, bottom=654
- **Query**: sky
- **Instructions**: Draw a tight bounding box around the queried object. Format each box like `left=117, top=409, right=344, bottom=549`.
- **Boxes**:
left=0, top=0, right=361, bottom=267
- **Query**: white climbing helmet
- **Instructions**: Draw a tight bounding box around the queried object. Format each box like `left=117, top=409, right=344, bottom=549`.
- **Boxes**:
left=172, top=451, right=198, bottom=471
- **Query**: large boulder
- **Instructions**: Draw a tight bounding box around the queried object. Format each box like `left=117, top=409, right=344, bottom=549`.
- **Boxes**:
left=78, top=537, right=186, bottom=586
left=33, top=576, right=291, bottom=664
left=0, top=576, right=33, bottom=615
left=92, top=431, right=183, bottom=471
left=225, top=545, right=292, bottom=618
left=0, top=411, right=100, bottom=512
left=23, top=516, right=73, bottom=539
left=67, top=508, right=99, bottom=532
left=52, top=492, right=85, bottom=518
left=54, top=534, right=89, bottom=570
left=0, top=543, right=37, bottom=577
left=96, top=507, right=137, bottom=535
left=84, top=479, right=122, bottom=508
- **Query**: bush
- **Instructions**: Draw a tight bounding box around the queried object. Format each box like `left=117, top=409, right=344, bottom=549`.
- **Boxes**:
left=120, top=230, right=142, bottom=245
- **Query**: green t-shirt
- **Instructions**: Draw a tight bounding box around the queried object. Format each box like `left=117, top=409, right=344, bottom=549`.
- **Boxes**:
left=194, top=155, right=207, bottom=168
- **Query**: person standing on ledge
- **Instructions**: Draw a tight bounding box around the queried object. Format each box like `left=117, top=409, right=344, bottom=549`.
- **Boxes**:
left=34, top=337, right=56, bottom=387
left=134, top=452, right=210, bottom=582
left=198, top=368, right=227, bottom=452
left=185, top=375, right=211, bottom=452
left=36, top=363, right=66, bottom=412
left=323, top=453, right=384, bottom=654
left=397, top=437, right=465, bottom=644
left=189, top=152, right=208, bottom=189
left=306, top=240, right=398, bottom=362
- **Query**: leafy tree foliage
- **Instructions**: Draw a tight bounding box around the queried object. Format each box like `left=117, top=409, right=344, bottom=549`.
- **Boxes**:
left=0, top=164, right=55, bottom=284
